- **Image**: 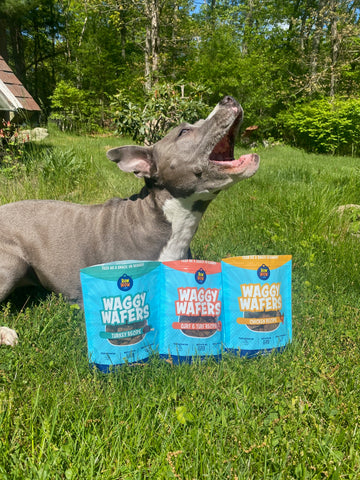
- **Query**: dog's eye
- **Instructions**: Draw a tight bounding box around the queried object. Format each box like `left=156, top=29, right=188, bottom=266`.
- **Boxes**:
left=178, top=128, right=191, bottom=137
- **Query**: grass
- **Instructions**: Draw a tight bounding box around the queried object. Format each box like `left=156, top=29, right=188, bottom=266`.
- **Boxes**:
left=1, top=129, right=360, bottom=479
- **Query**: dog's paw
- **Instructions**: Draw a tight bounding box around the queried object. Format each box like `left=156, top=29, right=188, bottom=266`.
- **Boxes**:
left=0, top=327, right=19, bottom=346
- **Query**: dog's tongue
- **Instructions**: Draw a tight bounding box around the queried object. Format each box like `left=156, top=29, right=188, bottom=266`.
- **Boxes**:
left=211, top=154, right=252, bottom=168
left=210, top=153, right=260, bottom=176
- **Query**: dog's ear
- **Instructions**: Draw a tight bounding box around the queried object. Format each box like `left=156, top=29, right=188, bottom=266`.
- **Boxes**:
left=106, top=146, right=154, bottom=178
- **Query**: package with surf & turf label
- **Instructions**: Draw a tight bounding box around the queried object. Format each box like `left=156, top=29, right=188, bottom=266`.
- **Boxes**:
left=80, top=261, right=161, bottom=371
left=159, top=260, right=223, bottom=363
left=221, top=255, right=292, bottom=356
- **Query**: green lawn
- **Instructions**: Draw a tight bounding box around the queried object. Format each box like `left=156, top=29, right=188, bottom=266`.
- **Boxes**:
left=1, top=131, right=360, bottom=479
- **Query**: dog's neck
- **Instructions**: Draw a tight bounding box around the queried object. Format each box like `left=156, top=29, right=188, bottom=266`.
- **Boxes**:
left=155, top=189, right=216, bottom=261
left=114, top=185, right=217, bottom=261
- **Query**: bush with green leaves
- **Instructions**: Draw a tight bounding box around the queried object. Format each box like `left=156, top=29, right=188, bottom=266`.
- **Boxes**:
left=277, top=98, right=360, bottom=155
left=0, top=120, right=26, bottom=177
left=110, top=82, right=212, bottom=145
left=50, top=81, right=108, bottom=133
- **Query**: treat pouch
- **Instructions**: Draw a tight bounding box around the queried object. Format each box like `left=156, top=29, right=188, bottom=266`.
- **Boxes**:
left=221, top=255, right=292, bottom=356
left=159, top=260, right=223, bottom=362
left=80, top=261, right=161, bottom=370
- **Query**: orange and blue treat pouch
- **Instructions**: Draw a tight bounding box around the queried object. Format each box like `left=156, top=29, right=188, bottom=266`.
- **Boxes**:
left=221, top=255, right=292, bottom=356
left=159, top=260, right=223, bottom=363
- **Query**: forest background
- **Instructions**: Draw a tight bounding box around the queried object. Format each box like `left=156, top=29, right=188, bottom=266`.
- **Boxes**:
left=1, top=0, right=360, bottom=155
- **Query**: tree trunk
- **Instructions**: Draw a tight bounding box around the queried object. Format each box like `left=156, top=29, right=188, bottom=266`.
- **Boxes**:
left=9, top=23, right=26, bottom=82
left=120, top=23, right=126, bottom=60
left=308, top=1, right=326, bottom=95
left=145, top=26, right=152, bottom=91
left=329, top=0, right=339, bottom=97
left=144, top=0, right=161, bottom=91
left=243, top=0, right=254, bottom=56
left=170, top=1, right=179, bottom=78
left=0, top=17, right=9, bottom=62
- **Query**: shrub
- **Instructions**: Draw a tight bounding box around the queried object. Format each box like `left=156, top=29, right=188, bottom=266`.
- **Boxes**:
left=40, top=148, right=86, bottom=186
left=277, top=98, right=360, bottom=155
left=0, top=120, right=26, bottom=176
left=50, top=81, right=108, bottom=133
left=110, top=81, right=211, bottom=145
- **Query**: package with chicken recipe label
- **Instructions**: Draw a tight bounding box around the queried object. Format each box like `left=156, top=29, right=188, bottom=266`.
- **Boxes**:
left=221, top=255, right=292, bottom=356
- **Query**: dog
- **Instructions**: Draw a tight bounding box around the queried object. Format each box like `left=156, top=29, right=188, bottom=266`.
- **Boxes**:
left=0, top=96, right=259, bottom=346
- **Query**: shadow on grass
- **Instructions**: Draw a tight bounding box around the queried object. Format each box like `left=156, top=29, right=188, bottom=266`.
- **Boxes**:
left=5, top=286, right=51, bottom=312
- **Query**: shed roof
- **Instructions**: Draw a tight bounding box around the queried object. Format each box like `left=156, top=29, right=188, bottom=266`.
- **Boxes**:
left=0, top=56, right=41, bottom=112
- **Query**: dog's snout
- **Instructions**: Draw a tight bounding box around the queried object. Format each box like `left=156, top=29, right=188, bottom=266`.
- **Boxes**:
left=220, top=96, right=238, bottom=107
left=219, top=96, right=242, bottom=119
left=221, top=95, right=235, bottom=104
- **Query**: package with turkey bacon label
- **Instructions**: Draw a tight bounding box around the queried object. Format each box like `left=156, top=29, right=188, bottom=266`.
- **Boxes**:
left=80, top=261, right=161, bottom=371
left=221, top=255, right=292, bottom=357
left=159, top=260, right=223, bottom=363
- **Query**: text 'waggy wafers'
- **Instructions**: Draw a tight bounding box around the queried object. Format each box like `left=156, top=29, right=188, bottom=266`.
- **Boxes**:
left=80, top=256, right=292, bottom=370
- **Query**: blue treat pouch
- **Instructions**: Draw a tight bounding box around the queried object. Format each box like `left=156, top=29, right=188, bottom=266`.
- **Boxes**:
left=221, top=255, right=292, bottom=356
left=80, top=261, right=161, bottom=370
left=159, top=260, right=223, bottom=362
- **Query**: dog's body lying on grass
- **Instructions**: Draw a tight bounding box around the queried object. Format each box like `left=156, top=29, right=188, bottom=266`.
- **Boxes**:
left=0, top=96, right=259, bottom=346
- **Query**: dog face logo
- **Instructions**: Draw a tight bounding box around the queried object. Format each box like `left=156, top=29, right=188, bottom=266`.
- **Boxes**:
left=257, top=264, right=270, bottom=281
left=195, top=268, right=206, bottom=285
left=117, top=274, right=133, bottom=291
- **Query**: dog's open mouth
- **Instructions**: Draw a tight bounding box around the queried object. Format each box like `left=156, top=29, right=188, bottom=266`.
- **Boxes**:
left=209, top=117, right=259, bottom=175
left=209, top=119, right=238, bottom=163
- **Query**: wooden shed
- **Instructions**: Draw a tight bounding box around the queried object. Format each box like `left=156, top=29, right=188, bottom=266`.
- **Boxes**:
left=0, top=55, right=41, bottom=123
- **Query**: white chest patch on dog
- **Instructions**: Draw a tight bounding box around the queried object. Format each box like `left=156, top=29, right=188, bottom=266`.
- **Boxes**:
left=158, top=192, right=216, bottom=261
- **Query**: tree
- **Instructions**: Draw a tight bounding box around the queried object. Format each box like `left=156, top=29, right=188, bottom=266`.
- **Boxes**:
left=144, top=0, right=161, bottom=90
left=88, top=0, right=193, bottom=91
left=0, top=0, right=65, bottom=115
left=2, top=0, right=360, bottom=138
left=278, top=0, right=360, bottom=98
left=187, top=0, right=293, bottom=131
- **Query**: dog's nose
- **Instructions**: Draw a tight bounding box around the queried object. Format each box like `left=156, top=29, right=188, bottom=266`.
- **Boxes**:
left=220, top=96, right=238, bottom=107
left=219, top=96, right=242, bottom=119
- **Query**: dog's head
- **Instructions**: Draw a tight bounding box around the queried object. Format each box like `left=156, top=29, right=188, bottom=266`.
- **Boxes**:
left=107, top=96, right=259, bottom=197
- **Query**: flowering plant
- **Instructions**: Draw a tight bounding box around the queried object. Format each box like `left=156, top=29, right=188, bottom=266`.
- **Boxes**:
left=0, top=120, right=25, bottom=167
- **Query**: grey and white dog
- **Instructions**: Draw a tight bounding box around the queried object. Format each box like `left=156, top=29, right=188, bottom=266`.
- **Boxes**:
left=0, top=96, right=259, bottom=345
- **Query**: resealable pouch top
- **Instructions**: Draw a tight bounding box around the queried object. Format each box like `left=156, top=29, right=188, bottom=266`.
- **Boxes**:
left=80, top=260, right=161, bottom=371
left=221, top=255, right=292, bottom=356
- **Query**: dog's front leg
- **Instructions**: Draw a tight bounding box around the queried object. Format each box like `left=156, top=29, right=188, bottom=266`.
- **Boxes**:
left=0, top=251, right=32, bottom=346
